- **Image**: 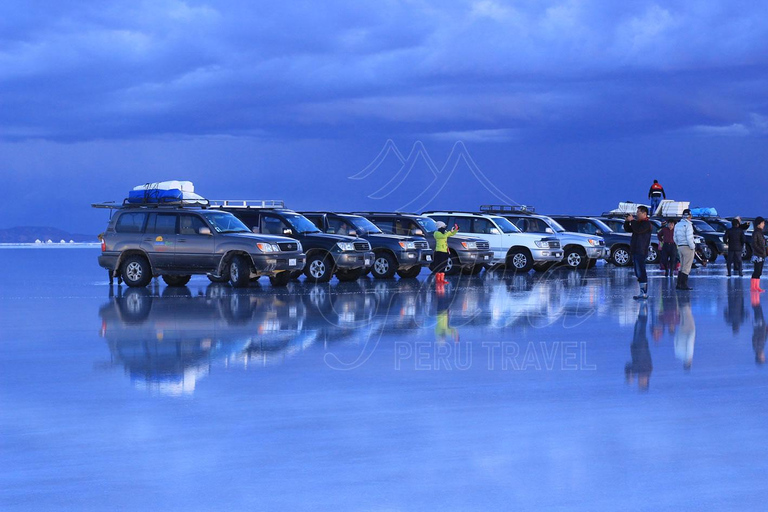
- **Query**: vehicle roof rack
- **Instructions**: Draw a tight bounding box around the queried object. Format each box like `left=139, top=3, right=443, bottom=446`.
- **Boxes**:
left=91, top=198, right=210, bottom=209
left=421, top=210, right=483, bottom=215
left=351, top=211, right=422, bottom=216
left=479, top=204, right=535, bottom=214
left=208, top=199, right=285, bottom=209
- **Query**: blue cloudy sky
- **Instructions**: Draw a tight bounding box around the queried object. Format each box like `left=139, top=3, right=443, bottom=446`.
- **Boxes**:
left=1, top=0, right=767, bottom=233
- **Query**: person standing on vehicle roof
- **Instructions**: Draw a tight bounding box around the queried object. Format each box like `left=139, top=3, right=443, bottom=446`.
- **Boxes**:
left=724, top=218, right=746, bottom=277
left=625, top=206, right=652, bottom=300
left=674, top=209, right=695, bottom=291
left=658, top=219, right=677, bottom=278
left=751, top=217, right=766, bottom=294
left=433, top=221, right=459, bottom=285
left=648, top=180, right=666, bottom=216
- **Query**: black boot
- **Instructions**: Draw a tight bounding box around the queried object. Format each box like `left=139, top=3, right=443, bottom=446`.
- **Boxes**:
left=677, top=272, right=692, bottom=290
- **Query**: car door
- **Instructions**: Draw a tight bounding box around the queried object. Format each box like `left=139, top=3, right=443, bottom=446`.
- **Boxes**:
left=142, top=213, right=177, bottom=270
left=471, top=217, right=504, bottom=259
left=177, top=213, right=216, bottom=271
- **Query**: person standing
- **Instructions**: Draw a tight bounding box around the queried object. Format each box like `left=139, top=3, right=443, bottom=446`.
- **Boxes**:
left=625, top=206, right=652, bottom=300
left=751, top=217, right=766, bottom=293
left=724, top=217, right=746, bottom=277
left=433, top=221, right=459, bottom=285
left=674, top=209, right=695, bottom=290
left=658, top=219, right=677, bottom=277
left=648, top=180, right=666, bottom=216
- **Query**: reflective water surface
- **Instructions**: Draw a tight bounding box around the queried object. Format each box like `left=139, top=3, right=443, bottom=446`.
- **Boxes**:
left=2, top=248, right=768, bottom=511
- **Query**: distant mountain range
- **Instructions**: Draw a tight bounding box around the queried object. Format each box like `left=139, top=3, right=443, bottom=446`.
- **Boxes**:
left=0, top=227, right=96, bottom=243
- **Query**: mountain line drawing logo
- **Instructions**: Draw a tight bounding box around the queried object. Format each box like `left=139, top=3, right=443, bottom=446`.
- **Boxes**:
left=349, top=140, right=519, bottom=212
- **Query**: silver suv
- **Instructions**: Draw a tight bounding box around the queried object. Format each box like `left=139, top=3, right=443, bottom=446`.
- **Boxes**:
left=96, top=205, right=305, bottom=288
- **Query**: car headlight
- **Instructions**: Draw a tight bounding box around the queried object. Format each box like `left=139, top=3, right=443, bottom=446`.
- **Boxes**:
left=587, top=238, right=601, bottom=246
left=535, top=240, right=550, bottom=248
left=461, top=241, right=477, bottom=250
left=295, top=242, right=303, bottom=252
left=337, top=242, right=355, bottom=252
left=398, top=241, right=416, bottom=249
left=257, top=243, right=278, bottom=253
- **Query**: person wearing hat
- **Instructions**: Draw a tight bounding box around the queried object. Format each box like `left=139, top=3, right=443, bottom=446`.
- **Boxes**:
left=673, top=209, right=695, bottom=290
left=751, top=216, right=766, bottom=293
left=433, top=221, right=459, bottom=284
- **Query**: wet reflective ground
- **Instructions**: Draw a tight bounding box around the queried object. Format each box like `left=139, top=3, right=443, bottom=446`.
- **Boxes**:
left=2, top=248, right=768, bottom=511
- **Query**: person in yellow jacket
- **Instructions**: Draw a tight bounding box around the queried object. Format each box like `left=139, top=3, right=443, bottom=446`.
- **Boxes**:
left=433, top=221, right=459, bottom=284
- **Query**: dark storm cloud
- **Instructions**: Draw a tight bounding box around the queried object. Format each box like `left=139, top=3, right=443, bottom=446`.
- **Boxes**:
left=1, top=0, right=767, bottom=141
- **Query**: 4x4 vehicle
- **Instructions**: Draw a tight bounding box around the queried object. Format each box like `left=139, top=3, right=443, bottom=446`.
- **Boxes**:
left=548, top=216, right=632, bottom=267
left=300, top=212, right=434, bottom=279
left=691, top=219, right=728, bottom=262
left=209, top=201, right=374, bottom=283
left=354, top=212, right=494, bottom=275
left=94, top=202, right=305, bottom=288
left=480, top=205, right=608, bottom=269
left=422, top=211, right=562, bottom=272
left=596, top=216, right=662, bottom=264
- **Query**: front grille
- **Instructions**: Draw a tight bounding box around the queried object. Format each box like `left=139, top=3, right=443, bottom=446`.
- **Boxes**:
left=278, top=242, right=298, bottom=252
left=549, top=241, right=561, bottom=249
left=476, top=241, right=490, bottom=250
left=414, top=240, right=429, bottom=249
left=354, top=242, right=370, bottom=251
left=598, top=240, right=605, bottom=246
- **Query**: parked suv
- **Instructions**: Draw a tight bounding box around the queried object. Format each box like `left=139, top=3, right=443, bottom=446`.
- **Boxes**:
left=691, top=219, right=728, bottom=262
left=300, top=212, right=434, bottom=279
left=548, top=216, right=632, bottom=267
left=354, top=212, right=495, bottom=275
left=209, top=201, right=374, bottom=283
left=95, top=204, right=305, bottom=288
left=480, top=206, right=609, bottom=269
left=596, top=216, right=662, bottom=264
left=422, top=211, right=563, bottom=272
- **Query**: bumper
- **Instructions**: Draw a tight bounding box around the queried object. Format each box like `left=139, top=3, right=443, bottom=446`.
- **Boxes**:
left=397, top=249, right=435, bottom=268
left=531, top=249, right=564, bottom=262
left=587, top=247, right=610, bottom=260
left=456, top=250, right=495, bottom=267
left=333, top=251, right=375, bottom=269
left=251, top=251, right=306, bottom=274
left=98, top=253, right=119, bottom=271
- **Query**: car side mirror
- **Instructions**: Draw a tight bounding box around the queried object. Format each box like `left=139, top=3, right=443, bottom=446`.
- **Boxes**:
left=545, top=227, right=553, bottom=234
left=283, top=228, right=293, bottom=235
left=199, top=227, right=212, bottom=236
left=349, top=230, right=357, bottom=237
left=595, top=229, right=603, bottom=235
left=490, top=228, right=500, bottom=235
left=412, top=229, right=424, bottom=236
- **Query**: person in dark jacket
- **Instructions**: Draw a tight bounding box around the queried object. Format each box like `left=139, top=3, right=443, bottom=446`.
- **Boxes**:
left=658, top=219, right=677, bottom=277
left=625, top=206, right=652, bottom=300
left=648, top=180, right=666, bottom=216
left=752, top=216, right=766, bottom=293
left=625, top=303, right=652, bottom=391
left=724, top=218, right=746, bottom=277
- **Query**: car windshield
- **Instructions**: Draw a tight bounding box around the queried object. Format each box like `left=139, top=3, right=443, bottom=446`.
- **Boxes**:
left=347, top=216, right=382, bottom=234
left=201, top=212, right=251, bottom=233
left=416, top=217, right=438, bottom=233
left=541, top=216, right=566, bottom=232
left=693, top=220, right=716, bottom=232
left=284, top=213, right=321, bottom=234
left=492, top=217, right=521, bottom=233
left=591, top=219, right=614, bottom=233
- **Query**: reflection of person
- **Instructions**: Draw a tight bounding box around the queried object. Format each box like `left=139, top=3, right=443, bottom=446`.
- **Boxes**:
left=625, top=303, right=652, bottom=391
left=433, top=221, right=459, bottom=285
left=674, top=209, right=695, bottom=291
left=435, top=285, right=459, bottom=343
left=724, top=217, right=746, bottom=277
left=724, top=279, right=748, bottom=335
left=648, top=180, right=666, bottom=215
left=674, top=295, right=696, bottom=371
left=751, top=216, right=766, bottom=293
left=658, top=219, right=677, bottom=277
left=624, top=206, right=652, bottom=300
left=753, top=301, right=767, bottom=364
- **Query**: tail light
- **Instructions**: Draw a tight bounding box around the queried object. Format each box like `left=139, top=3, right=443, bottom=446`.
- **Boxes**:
left=101, top=240, right=106, bottom=252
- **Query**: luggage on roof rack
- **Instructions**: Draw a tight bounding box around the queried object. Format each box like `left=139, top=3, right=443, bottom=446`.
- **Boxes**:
left=125, top=180, right=207, bottom=205
left=690, top=207, right=718, bottom=218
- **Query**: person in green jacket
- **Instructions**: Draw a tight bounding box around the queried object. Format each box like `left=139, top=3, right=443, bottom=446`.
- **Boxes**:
left=433, top=221, right=459, bottom=284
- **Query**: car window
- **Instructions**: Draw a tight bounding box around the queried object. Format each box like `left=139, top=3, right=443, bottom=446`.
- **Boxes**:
left=200, top=211, right=250, bottom=233
left=452, top=217, right=472, bottom=233
left=407, top=221, right=423, bottom=235
left=510, top=218, right=526, bottom=231
left=491, top=217, right=520, bottom=233
left=577, top=221, right=598, bottom=235
left=370, top=218, right=395, bottom=234
left=147, top=213, right=177, bottom=235
left=179, top=214, right=207, bottom=235
left=261, top=214, right=291, bottom=235
left=554, top=218, right=576, bottom=231
left=115, top=212, right=148, bottom=233
left=527, top=218, right=549, bottom=233
left=394, top=219, right=410, bottom=236
left=283, top=213, right=321, bottom=234
left=473, top=218, right=497, bottom=234
left=328, top=217, right=354, bottom=235
left=415, top=217, right=438, bottom=233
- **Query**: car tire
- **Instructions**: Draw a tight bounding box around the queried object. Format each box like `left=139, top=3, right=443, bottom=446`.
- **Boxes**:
left=610, top=246, right=631, bottom=267
left=371, top=252, right=397, bottom=279
left=506, top=249, right=534, bottom=272
left=743, top=244, right=753, bottom=261
left=646, top=244, right=660, bottom=264
left=121, top=255, right=152, bottom=287
left=304, top=254, right=333, bottom=283
left=336, top=267, right=365, bottom=282
left=268, top=272, right=292, bottom=287
left=207, top=274, right=228, bottom=283
left=397, top=266, right=422, bottom=279
left=563, top=247, right=587, bottom=269
left=228, top=255, right=251, bottom=288
left=162, top=275, right=191, bottom=287
left=707, top=243, right=719, bottom=263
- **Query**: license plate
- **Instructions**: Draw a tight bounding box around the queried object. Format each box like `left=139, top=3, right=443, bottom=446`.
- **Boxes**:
left=426, top=255, right=432, bottom=261
left=289, top=258, right=296, bottom=266
left=365, top=259, right=371, bottom=266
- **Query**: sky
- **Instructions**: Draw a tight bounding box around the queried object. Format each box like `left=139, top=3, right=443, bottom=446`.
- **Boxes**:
left=1, top=0, right=767, bottom=233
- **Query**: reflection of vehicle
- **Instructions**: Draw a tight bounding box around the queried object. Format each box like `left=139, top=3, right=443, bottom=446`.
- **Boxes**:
left=423, top=211, right=562, bottom=272
left=99, top=286, right=312, bottom=394
left=355, top=212, right=493, bottom=275
left=550, top=216, right=632, bottom=267
left=95, top=202, right=305, bottom=288
left=300, top=212, right=434, bottom=279
left=211, top=201, right=374, bottom=283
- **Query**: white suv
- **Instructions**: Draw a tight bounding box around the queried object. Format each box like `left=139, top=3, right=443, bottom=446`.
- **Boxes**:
left=423, top=211, right=563, bottom=272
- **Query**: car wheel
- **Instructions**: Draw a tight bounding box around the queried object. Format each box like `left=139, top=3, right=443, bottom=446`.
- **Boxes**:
left=121, top=255, right=152, bottom=287
left=371, top=252, right=397, bottom=279
left=336, top=267, right=365, bottom=282
left=707, top=243, right=719, bottom=262
left=611, top=246, right=631, bottom=267
left=228, top=255, right=251, bottom=288
left=443, top=251, right=462, bottom=275
left=506, top=249, right=534, bottom=272
left=743, top=244, right=753, bottom=261
left=397, top=266, right=422, bottom=279
left=268, top=272, right=292, bottom=287
left=162, top=275, right=191, bottom=287
left=304, top=254, right=333, bottom=283
left=207, top=274, right=228, bottom=283
left=646, top=244, right=659, bottom=264
left=563, top=247, right=586, bottom=269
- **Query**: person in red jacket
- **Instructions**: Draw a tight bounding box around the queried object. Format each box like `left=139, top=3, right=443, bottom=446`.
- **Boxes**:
left=648, top=180, right=666, bottom=216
